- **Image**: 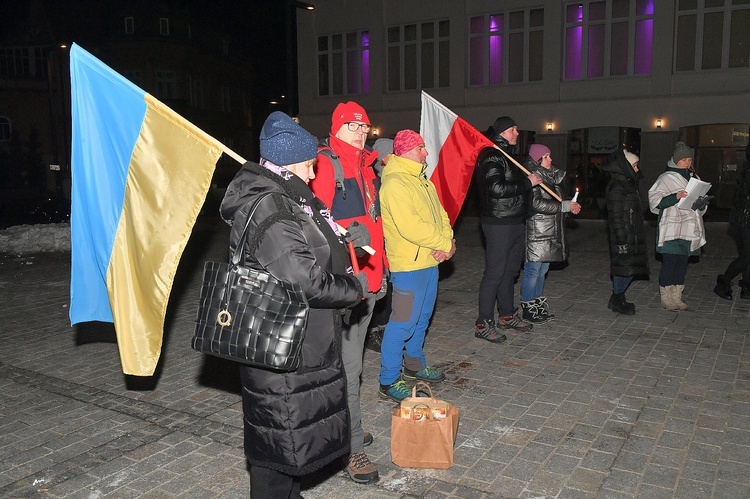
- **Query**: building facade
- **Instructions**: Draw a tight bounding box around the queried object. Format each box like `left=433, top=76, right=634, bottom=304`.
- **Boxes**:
left=296, top=0, right=749, bottom=216
left=0, top=0, right=257, bottom=226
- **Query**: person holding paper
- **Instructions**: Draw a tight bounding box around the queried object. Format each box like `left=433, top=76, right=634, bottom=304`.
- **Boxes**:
left=648, top=142, right=708, bottom=311
left=603, top=150, right=650, bottom=314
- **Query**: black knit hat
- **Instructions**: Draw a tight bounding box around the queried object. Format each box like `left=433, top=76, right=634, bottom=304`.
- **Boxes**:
left=260, top=111, right=317, bottom=166
left=492, top=116, right=517, bottom=134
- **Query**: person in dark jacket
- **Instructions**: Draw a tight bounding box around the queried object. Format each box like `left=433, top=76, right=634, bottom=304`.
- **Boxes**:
left=520, top=145, right=581, bottom=323
left=714, top=142, right=750, bottom=299
left=603, top=149, right=650, bottom=314
left=219, top=112, right=367, bottom=499
left=474, top=116, right=542, bottom=341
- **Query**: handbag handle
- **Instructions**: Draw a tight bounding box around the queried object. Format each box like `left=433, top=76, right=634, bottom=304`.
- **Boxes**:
left=230, top=192, right=275, bottom=266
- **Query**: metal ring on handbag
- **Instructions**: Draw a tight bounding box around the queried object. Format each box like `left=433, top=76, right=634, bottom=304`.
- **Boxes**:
left=216, top=310, right=232, bottom=326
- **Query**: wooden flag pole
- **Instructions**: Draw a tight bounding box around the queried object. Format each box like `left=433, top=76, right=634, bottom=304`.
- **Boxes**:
left=494, top=145, right=562, bottom=202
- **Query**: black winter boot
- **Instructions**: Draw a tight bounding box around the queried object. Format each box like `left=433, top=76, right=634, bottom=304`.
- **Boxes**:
left=740, top=279, right=750, bottom=300
left=608, top=292, right=635, bottom=315
left=535, top=297, right=555, bottom=321
left=713, top=274, right=733, bottom=300
left=521, top=300, right=547, bottom=324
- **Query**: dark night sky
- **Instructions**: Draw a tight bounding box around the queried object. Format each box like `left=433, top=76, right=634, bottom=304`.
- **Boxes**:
left=0, top=0, right=292, bottom=114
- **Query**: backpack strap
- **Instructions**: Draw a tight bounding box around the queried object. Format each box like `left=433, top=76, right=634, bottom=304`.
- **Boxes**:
left=318, top=138, right=347, bottom=200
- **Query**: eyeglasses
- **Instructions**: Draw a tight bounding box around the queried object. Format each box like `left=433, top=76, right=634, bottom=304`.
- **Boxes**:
left=346, top=122, right=372, bottom=133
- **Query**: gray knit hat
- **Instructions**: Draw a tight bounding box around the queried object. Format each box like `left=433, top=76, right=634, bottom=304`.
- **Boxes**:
left=372, top=138, right=394, bottom=159
left=672, top=141, right=694, bottom=163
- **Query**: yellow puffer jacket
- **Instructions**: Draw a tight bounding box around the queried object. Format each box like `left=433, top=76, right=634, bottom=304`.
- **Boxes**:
left=380, top=155, right=453, bottom=272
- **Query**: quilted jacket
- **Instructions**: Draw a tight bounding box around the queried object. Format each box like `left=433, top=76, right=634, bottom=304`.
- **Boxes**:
left=219, top=161, right=362, bottom=476
left=474, top=135, right=533, bottom=224
left=524, top=157, right=569, bottom=263
left=602, top=150, right=650, bottom=277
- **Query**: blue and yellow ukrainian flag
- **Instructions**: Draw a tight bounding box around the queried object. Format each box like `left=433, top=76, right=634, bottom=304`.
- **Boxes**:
left=69, top=43, right=225, bottom=376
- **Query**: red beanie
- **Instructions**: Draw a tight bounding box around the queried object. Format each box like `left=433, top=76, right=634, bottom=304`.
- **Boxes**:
left=393, top=129, right=424, bottom=156
left=330, top=101, right=370, bottom=134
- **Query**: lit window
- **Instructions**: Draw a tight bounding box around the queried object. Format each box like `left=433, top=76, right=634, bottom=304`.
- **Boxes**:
left=676, top=1, right=750, bottom=71
left=469, top=9, right=543, bottom=86
left=387, top=20, right=449, bottom=91
left=563, top=0, right=653, bottom=80
left=317, top=30, right=370, bottom=96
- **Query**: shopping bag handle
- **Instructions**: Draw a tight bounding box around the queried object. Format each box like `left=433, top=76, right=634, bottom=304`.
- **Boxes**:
left=411, top=381, right=434, bottom=398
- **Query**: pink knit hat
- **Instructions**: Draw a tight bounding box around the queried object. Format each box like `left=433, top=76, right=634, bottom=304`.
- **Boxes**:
left=330, top=101, right=370, bottom=134
left=393, top=129, right=424, bottom=156
left=529, top=144, right=551, bottom=163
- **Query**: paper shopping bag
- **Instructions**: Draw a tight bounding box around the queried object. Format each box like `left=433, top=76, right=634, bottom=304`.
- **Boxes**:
left=390, top=382, right=460, bottom=469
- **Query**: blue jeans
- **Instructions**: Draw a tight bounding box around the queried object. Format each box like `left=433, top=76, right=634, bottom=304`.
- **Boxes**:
left=379, top=267, right=438, bottom=386
left=613, top=275, right=633, bottom=294
left=521, top=261, right=550, bottom=302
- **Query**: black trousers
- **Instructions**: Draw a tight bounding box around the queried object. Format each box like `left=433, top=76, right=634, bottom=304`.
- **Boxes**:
left=250, top=465, right=301, bottom=499
left=478, top=223, right=526, bottom=319
left=659, top=253, right=689, bottom=286
left=723, top=229, right=750, bottom=282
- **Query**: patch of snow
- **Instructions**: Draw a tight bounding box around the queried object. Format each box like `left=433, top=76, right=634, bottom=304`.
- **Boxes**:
left=0, top=223, right=71, bottom=254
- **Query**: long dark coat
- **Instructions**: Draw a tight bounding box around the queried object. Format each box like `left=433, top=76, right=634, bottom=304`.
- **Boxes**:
left=219, top=162, right=362, bottom=476
left=602, top=150, right=650, bottom=278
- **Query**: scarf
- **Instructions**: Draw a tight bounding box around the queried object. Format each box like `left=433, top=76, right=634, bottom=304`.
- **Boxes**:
left=256, top=160, right=352, bottom=276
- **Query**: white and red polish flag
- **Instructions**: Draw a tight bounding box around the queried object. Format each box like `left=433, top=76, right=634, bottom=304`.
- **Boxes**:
left=420, top=91, right=493, bottom=226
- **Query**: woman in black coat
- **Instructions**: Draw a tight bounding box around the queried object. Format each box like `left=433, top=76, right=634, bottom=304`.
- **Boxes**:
left=714, top=142, right=750, bottom=299
left=219, top=112, right=366, bottom=499
left=602, top=149, right=650, bottom=314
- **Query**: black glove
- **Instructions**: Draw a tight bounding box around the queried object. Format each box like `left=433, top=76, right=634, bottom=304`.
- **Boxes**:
left=617, top=244, right=629, bottom=254
left=691, top=195, right=713, bottom=211
left=344, top=221, right=371, bottom=248
left=353, top=272, right=369, bottom=296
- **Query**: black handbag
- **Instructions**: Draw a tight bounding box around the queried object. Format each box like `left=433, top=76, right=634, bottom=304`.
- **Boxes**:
left=192, top=193, right=309, bottom=371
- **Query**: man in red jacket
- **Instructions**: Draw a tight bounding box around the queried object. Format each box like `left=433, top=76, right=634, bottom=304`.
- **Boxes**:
left=310, top=101, right=386, bottom=485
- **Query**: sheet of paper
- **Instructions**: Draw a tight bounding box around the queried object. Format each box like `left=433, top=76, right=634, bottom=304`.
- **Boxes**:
left=676, top=177, right=712, bottom=209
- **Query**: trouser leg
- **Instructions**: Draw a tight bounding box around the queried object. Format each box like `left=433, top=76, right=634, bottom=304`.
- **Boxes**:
left=342, top=296, right=376, bottom=454
left=659, top=253, right=689, bottom=286
left=250, top=465, right=300, bottom=499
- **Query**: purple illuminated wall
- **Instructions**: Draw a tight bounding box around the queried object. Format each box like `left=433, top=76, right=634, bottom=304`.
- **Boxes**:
left=489, top=15, right=503, bottom=84
left=361, top=32, right=370, bottom=94
left=566, top=26, right=583, bottom=79
left=634, top=19, right=653, bottom=74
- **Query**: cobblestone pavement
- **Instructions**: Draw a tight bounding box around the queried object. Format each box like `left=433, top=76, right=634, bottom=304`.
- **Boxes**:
left=1, top=216, right=749, bottom=499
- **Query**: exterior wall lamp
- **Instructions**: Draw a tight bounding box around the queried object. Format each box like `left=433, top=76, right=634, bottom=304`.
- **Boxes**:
left=546, top=122, right=553, bottom=132
left=656, top=119, right=663, bottom=129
